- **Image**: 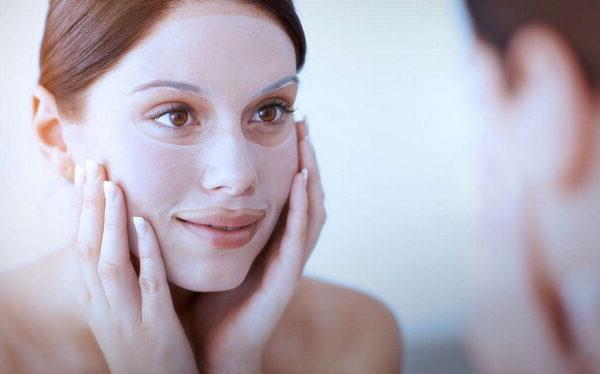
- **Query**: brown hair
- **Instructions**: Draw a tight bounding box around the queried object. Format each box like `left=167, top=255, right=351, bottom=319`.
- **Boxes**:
left=465, top=0, right=600, bottom=88
left=38, top=0, right=307, bottom=121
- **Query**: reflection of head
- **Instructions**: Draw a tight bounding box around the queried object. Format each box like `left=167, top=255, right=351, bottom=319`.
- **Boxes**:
left=39, top=0, right=306, bottom=122
left=465, top=1, right=600, bottom=87
left=464, top=1, right=600, bottom=280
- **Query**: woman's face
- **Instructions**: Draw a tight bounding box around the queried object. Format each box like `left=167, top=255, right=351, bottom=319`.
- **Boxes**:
left=64, top=1, right=299, bottom=291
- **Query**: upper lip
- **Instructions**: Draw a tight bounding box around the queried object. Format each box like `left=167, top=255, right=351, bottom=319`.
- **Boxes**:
left=175, top=207, right=266, bottom=228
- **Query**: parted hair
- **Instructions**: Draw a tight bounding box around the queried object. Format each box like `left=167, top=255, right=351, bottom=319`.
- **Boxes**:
left=38, top=0, right=307, bottom=121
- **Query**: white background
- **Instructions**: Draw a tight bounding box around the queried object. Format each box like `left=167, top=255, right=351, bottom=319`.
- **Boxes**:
left=0, top=0, right=479, bottom=354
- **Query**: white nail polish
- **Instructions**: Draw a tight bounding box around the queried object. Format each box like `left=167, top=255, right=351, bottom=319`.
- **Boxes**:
left=85, top=159, right=99, bottom=181
left=103, top=181, right=116, bottom=201
left=301, top=168, right=308, bottom=186
left=74, top=165, right=85, bottom=187
left=133, top=216, right=147, bottom=236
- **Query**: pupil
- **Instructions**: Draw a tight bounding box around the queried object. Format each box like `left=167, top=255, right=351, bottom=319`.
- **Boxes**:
left=170, top=110, right=188, bottom=126
left=259, top=107, right=277, bottom=122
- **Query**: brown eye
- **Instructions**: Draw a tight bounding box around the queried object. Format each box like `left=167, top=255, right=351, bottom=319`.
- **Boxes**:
left=169, top=110, right=188, bottom=127
left=258, top=106, right=278, bottom=122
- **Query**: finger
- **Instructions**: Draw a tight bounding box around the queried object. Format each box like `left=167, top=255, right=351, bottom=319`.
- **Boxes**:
left=296, top=118, right=326, bottom=259
left=69, top=165, right=86, bottom=244
left=75, top=159, right=109, bottom=308
left=261, top=170, right=308, bottom=300
left=560, top=272, right=600, bottom=372
left=237, top=171, right=308, bottom=336
left=133, top=217, right=174, bottom=323
left=297, top=118, right=325, bottom=203
left=97, top=181, right=140, bottom=320
left=72, top=164, right=92, bottom=305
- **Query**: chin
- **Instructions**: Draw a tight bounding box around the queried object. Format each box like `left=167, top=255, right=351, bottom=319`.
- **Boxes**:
left=164, top=253, right=256, bottom=292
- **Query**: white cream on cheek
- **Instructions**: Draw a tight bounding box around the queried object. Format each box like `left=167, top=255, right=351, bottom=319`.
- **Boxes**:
left=75, top=8, right=299, bottom=291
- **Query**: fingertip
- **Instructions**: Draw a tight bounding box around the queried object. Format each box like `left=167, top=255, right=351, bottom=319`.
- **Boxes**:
left=102, top=181, right=117, bottom=202
left=290, top=171, right=309, bottom=213
left=133, top=216, right=147, bottom=238
left=296, top=119, right=308, bottom=140
left=301, top=168, right=308, bottom=187
left=74, top=165, right=85, bottom=188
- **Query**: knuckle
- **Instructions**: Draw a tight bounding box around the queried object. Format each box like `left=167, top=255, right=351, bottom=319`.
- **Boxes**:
left=76, top=241, right=97, bottom=261
left=138, top=251, right=156, bottom=261
left=98, top=261, right=119, bottom=279
left=102, top=217, right=121, bottom=231
left=81, top=196, right=98, bottom=210
left=300, top=225, right=308, bottom=239
left=139, top=276, right=159, bottom=294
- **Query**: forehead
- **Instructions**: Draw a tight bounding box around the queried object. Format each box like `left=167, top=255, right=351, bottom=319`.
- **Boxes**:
left=91, top=1, right=297, bottom=99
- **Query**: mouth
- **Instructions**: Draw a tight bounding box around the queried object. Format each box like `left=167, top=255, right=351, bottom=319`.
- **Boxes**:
left=175, top=208, right=266, bottom=250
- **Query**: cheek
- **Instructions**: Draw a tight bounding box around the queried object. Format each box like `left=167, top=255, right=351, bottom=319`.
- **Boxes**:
left=86, top=122, right=190, bottom=219
left=254, top=135, right=298, bottom=206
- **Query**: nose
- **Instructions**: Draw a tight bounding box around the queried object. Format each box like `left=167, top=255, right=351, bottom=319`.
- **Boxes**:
left=200, top=134, right=258, bottom=197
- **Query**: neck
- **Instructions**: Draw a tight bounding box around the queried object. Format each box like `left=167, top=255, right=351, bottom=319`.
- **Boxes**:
left=170, top=282, right=199, bottom=316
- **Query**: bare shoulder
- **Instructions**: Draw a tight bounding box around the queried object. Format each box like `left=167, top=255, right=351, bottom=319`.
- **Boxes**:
left=265, top=277, right=403, bottom=374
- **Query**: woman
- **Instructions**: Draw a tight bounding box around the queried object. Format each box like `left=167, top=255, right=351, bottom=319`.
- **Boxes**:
left=0, top=0, right=402, bottom=372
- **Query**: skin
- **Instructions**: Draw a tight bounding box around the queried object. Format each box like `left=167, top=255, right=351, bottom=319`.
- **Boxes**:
left=0, top=1, right=402, bottom=373
left=467, top=24, right=600, bottom=373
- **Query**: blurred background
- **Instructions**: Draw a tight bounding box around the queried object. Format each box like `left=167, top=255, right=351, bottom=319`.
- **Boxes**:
left=0, top=0, right=478, bottom=372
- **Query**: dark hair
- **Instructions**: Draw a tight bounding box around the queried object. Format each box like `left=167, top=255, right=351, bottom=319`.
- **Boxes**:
left=465, top=0, right=600, bottom=87
left=38, top=0, right=307, bottom=121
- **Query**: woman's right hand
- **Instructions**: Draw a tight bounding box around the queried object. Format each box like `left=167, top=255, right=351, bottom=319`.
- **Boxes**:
left=72, top=159, right=198, bottom=374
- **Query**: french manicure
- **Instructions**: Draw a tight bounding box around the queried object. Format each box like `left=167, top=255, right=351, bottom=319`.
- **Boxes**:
left=103, top=181, right=116, bottom=201
left=85, top=159, right=99, bottom=181
left=133, top=216, right=147, bottom=237
left=74, top=165, right=85, bottom=187
left=301, top=168, right=308, bottom=186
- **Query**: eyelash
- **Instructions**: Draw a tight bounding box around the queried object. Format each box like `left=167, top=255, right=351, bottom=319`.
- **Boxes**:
left=145, top=103, right=199, bottom=131
left=144, top=98, right=296, bottom=131
left=253, top=98, right=296, bottom=127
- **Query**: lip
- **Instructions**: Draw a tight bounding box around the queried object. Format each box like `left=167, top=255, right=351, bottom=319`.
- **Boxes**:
left=175, top=208, right=266, bottom=250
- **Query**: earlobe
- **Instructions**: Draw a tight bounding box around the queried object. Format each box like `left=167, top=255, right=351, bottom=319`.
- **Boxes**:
left=32, top=84, right=76, bottom=181
left=504, top=25, right=594, bottom=191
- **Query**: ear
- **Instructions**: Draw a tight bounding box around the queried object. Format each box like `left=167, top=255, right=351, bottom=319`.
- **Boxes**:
left=32, top=84, right=76, bottom=182
left=503, top=24, right=594, bottom=191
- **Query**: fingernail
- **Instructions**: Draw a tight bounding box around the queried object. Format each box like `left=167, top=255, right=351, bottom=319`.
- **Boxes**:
left=103, top=181, right=116, bottom=201
left=85, top=159, right=99, bottom=181
left=301, top=168, right=308, bottom=186
left=133, top=216, right=147, bottom=237
left=74, top=165, right=85, bottom=187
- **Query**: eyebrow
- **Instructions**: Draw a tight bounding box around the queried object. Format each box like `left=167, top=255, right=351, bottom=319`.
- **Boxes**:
left=129, top=75, right=299, bottom=97
left=130, top=80, right=205, bottom=95
left=258, top=75, right=300, bottom=95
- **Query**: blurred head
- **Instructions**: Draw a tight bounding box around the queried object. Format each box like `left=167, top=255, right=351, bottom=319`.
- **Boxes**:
left=32, top=0, right=306, bottom=291
left=465, top=1, right=600, bottom=276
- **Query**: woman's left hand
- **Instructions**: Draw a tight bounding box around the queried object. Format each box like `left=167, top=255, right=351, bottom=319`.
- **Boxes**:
left=194, top=118, right=326, bottom=374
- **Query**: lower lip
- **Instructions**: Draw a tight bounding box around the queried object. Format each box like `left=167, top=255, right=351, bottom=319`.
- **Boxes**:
left=177, top=218, right=261, bottom=250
